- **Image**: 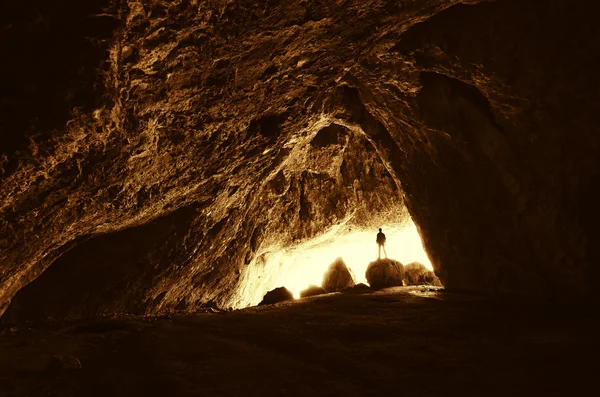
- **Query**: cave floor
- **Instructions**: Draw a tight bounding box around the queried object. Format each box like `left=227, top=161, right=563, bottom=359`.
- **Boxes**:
left=0, top=286, right=597, bottom=397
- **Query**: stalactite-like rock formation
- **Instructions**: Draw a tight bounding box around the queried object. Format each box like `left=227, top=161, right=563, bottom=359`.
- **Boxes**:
left=1, top=0, right=599, bottom=321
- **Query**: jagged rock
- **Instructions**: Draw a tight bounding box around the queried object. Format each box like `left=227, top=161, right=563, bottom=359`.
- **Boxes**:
left=46, top=354, right=82, bottom=372
left=342, top=283, right=372, bottom=294
left=259, top=287, right=294, bottom=306
left=300, top=285, right=326, bottom=298
left=366, top=259, right=404, bottom=289
left=404, top=262, right=442, bottom=286
left=322, top=258, right=356, bottom=292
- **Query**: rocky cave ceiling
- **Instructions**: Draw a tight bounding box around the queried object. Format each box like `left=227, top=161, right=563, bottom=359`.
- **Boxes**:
left=1, top=0, right=599, bottom=322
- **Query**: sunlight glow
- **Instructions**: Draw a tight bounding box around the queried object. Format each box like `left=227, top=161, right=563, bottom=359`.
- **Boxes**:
left=264, top=218, right=432, bottom=298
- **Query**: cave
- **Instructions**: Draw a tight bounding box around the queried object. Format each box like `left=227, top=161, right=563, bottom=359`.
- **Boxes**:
left=0, top=0, right=598, bottom=395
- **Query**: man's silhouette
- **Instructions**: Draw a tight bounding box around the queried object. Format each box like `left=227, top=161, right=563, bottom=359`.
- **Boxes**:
left=376, top=228, right=387, bottom=259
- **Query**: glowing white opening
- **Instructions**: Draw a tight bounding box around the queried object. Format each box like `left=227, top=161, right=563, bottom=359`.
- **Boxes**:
left=264, top=218, right=432, bottom=298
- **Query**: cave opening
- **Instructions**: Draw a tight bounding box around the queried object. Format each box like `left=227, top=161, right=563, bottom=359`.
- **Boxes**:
left=272, top=217, right=433, bottom=297
left=237, top=215, right=436, bottom=306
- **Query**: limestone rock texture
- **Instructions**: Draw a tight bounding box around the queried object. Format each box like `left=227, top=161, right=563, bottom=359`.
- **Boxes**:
left=366, top=259, right=404, bottom=289
left=1, top=0, right=599, bottom=321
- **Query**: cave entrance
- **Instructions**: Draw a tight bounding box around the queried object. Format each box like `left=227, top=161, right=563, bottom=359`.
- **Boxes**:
left=260, top=217, right=433, bottom=299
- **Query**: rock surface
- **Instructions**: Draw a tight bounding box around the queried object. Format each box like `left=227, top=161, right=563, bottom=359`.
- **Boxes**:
left=322, top=258, right=356, bottom=292
left=366, top=259, right=404, bottom=289
left=1, top=0, right=600, bottom=320
left=404, top=262, right=442, bottom=286
left=259, top=287, right=294, bottom=306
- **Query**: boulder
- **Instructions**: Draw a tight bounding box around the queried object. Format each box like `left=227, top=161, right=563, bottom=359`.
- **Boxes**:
left=423, top=272, right=443, bottom=287
left=322, top=257, right=356, bottom=292
left=259, top=287, right=294, bottom=306
left=404, top=262, right=442, bottom=286
left=366, top=259, right=404, bottom=289
left=300, top=285, right=326, bottom=298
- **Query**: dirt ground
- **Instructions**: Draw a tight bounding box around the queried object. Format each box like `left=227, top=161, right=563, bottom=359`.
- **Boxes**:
left=0, top=286, right=596, bottom=396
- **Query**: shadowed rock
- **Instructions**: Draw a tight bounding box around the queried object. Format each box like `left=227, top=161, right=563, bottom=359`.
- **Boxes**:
left=259, top=287, right=294, bottom=306
left=366, top=259, right=404, bottom=289
left=342, top=283, right=372, bottom=294
left=300, top=285, right=326, bottom=298
left=404, top=262, right=442, bottom=286
left=322, top=258, right=356, bottom=292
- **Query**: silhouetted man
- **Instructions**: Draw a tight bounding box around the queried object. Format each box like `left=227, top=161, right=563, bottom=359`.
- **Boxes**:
left=376, top=228, right=387, bottom=259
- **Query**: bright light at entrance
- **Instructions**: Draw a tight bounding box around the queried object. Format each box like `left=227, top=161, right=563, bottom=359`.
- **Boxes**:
left=265, top=218, right=432, bottom=298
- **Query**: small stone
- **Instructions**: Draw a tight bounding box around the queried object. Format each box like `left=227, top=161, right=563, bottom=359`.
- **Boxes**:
left=259, top=287, right=294, bottom=306
left=300, top=285, right=326, bottom=298
left=342, top=283, right=372, bottom=294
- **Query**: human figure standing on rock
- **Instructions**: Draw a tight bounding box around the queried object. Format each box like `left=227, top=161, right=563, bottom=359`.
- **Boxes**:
left=376, top=228, right=387, bottom=259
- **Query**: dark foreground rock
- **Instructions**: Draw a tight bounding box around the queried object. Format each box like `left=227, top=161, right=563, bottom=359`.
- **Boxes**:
left=259, top=287, right=294, bottom=306
left=300, top=285, right=326, bottom=298
left=322, top=258, right=356, bottom=292
left=366, top=259, right=404, bottom=289
left=404, top=262, right=442, bottom=286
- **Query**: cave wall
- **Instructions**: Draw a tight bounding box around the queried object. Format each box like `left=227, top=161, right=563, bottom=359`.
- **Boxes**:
left=0, top=0, right=118, bottom=173
left=392, top=0, right=600, bottom=296
left=1, top=0, right=599, bottom=321
left=3, top=120, right=404, bottom=322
